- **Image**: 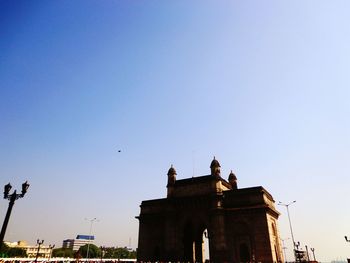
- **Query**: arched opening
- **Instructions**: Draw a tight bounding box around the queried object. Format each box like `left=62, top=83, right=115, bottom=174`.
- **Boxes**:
left=272, top=223, right=281, bottom=262
left=272, top=223, right=277, bottom=236
left=233, top=222, right=253, bottom=262
left=183, top=221, right=195, bottom=262
left=183, top=222, right=210, bottom=263
left=153, top=246, right=160, bottom=261
left=239, top=243, right=250, bottom=262
left=202, top=229, right=210, bottom=263
left=193, top=228, right=210, bottom=263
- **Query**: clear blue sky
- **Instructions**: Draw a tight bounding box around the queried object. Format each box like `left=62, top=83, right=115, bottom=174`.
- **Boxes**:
left=1, top=1, right=350, bottom=261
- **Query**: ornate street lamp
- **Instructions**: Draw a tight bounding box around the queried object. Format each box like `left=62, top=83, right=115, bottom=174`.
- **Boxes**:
left=35, top=239, right=44, bottom=263
left=0, top=181, right=30, bottom=250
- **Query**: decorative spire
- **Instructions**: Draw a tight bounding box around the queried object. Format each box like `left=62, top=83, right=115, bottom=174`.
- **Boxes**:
left=228, top=170, right=238, bottom=189
left=210, top=156, right=221, bottom=177
left=167, top=164, right=176, bottom=186
left=167, top=164, right=177, bottom=176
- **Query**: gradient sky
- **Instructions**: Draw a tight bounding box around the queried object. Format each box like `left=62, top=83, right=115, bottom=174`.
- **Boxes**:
left=1, top=1, right=350, bottom=262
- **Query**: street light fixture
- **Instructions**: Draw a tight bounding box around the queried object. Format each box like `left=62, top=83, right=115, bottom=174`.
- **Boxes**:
left=85, top=217, right=99, bottom=260
left=48, top=244, right=55, bottom=261
left=100, top=246, right=106, bottom=263
left=280, top=237, right=290, bottom=263
left=310, top=247, right=316, bottom=261
left=0, top=181, right=30, bottom=250
left=305, top=245, right=310, bottom=262
left=345, top=236, right=350, bottom=242
left=35, top=239, right=44, bottom=263
left=278, top=200, right=297, bottom=262
left=294, top=241, right=304, bottom=263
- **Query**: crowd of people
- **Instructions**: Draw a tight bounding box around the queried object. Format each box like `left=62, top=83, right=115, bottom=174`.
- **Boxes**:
left=0, top=259, right=136, bottom=263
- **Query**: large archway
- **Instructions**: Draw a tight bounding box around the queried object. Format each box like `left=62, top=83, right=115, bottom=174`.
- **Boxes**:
left=202, top=229, right=210, bottom=262
left=183, top=221, right=195, bottom=262
left=183, top=222, right=210, bottom=263
left=239, top=243, right=251, bottom=262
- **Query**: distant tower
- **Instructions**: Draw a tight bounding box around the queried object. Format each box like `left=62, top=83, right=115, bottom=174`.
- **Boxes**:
left=167, top=165, right=176, bottom=197
left=228, top=170, right=238, bottom=189
left=210, top=156, right=221, bottom=178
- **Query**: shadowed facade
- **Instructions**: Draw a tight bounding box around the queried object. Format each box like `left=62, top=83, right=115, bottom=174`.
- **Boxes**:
left=137, top=158, right=284, bottom=263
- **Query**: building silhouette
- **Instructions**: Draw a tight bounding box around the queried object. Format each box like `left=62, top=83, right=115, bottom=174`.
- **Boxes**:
left=4, top=241, right=54, bottom=258
left=62, top=235, right=95, bottom=251
left=137, top=157, right=284, bottom=262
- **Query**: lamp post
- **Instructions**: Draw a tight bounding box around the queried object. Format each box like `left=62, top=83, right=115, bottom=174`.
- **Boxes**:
left=100, top=246, right=106, bottom=263
left=280, top=238, right=290, bottom=263
left=294, top=241, right=302, bottom=262
left=35, top=239, right=44, bottom=263
left=48, top=244, right=55, bottom=261
left=0, top=181, right=29, bottom=250
left=85, top=217, right=99, bottom=260
left=278, top=201, right=297, bottom=262
left=310, top=247, right=316, bottom=261
left=305, top=245, right=310, bottom=262
left=345, top=236, right=350, bottom=263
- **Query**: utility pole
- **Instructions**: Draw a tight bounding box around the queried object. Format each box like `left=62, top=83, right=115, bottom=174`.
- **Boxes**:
left=281, top=238, right=289, bottom=263
left=278, top=201, right=297, bottom=262
left=85, top=217, right=98, bottom=260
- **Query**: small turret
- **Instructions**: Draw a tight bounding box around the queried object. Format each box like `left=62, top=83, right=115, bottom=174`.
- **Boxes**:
left=167, top=165, right=177, bottom=197
left=210, top=157, right=221, bottom=178
left=167, top=165, right=176, bottom=186
left=228, top=170, right=237, bottom=189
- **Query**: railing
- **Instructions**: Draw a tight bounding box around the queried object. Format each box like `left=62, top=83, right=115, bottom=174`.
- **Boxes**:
left=0, top=258, right=136, bottom=263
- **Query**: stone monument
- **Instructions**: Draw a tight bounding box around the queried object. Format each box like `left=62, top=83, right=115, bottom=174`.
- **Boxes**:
left=137, top=157, right=284, bottom=262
